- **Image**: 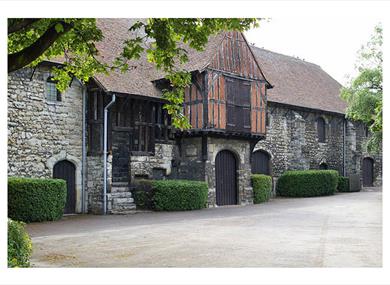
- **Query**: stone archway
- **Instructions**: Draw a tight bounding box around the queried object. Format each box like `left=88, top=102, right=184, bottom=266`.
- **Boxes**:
left=47, top=150, right=83, bottom=213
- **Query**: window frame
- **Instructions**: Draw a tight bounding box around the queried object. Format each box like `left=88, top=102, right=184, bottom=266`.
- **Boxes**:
left=45, top=76, right=62, bottom=102
left=316, top=117, right=326, bottom=143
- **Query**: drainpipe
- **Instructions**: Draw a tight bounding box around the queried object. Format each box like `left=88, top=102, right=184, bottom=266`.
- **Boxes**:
left=81, top=84, right=87, bottom=213
left=343, top=118, right=347, bottom=176
left=74, top=78, right=87, bottom=214
left=103, top=93, right=116, bottom=215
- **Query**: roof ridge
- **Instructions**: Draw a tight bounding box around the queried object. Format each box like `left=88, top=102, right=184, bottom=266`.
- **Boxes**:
left=250, top=45, right=322, bottom=69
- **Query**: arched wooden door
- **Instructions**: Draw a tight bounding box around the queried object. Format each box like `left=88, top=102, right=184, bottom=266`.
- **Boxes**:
left=251, top=150, right=271, bottom=175
left=362, top=157, right=374, bottom=187
left=53, top=160, right=76, bottom=214
left=215, top=150, right=237, bottom=206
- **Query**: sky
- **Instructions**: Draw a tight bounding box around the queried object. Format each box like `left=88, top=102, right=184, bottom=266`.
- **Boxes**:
left=244, top=16, right=381, bottom=86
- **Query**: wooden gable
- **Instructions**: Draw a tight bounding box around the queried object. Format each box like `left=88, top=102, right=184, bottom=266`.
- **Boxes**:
left=183, top=31, right=267, bottom=136
left=208, top=31, right=266, bottom=81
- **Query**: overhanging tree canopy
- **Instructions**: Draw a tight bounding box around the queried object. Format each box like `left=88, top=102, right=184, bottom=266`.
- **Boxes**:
left=8, top=18, right=260, bottom=129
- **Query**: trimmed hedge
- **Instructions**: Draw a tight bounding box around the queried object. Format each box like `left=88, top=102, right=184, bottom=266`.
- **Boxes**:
left=8, top=177, right=67, bottom=223
left=276, top=170, right=339, bottom=197
left=133, top=179, right=154, bottom=210
left=8, top=219, right=32, bottom=268
left=251, top=174, right=272, bottom=203
left=337, top=176, right=354, bottom=192
left=153, top=179, right=208, bottom=211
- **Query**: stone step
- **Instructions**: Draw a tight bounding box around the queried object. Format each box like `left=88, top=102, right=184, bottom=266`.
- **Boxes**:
left=110, top=208, right=136, bottom=215
left=113, top=196, right=134, bottom=204
left=112, top=182, right=129, bottom=187
left=112, top=202, right=136, bottom=211
left=111, top=186, right=131, bottom=193
left=111, top=192, right=133, bottom=199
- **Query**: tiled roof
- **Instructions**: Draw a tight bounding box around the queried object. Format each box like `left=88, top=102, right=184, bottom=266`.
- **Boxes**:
left=53, top=18, right=347, bottom=114
left=250, top=46, right=346, bottom=114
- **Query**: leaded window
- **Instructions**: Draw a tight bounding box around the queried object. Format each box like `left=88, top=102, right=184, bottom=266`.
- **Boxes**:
left=317, top=117, right=326, bottom=142
left=46, top=76, right=62, bottom=102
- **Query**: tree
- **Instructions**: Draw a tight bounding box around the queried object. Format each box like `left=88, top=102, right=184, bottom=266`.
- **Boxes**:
left=341, top=24, right=382, bottom=152
left=8, top=18, right=260, bottom=129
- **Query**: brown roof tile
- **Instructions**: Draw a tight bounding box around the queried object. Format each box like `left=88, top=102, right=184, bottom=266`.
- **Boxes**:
left=51, top=19, right=347, bottom=114
left=250, top=46, right=346, bottom=114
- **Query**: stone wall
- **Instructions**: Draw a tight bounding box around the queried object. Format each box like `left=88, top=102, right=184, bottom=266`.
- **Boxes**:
left=8, top=67, right=85, bottom=212
left=254, top=103, right=382, bottom=186
left=345, top=121, right=382, bottom=186
left=173, top=137, right=206, bottom=182
left=86, top=154, right=113, bottom=214
left=130, top=143, right=177, bottom=181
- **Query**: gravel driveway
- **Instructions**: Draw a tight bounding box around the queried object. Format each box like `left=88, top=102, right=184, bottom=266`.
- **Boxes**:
left=26, top=189, right=382, bottom=267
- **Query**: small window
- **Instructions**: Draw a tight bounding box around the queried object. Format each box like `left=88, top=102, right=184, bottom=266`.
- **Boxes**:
left=319, top=162, right=328, bottom=170
left=46, top=76, right=62, bottom=102
left=317, top=117, right=326, bottom=142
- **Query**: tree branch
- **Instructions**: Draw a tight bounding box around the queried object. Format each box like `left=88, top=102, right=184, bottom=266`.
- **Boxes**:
left=8, top=21, right=73, bottom=73
left=8, top=18, right=41, bottom=34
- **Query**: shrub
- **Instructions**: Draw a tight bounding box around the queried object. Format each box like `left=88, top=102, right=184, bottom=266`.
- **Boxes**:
left=8, top=219, right=32, bottom=268
left=251, top=174, right=272, bottom=203
left=153, top=179, right=208, bottom=211
left=8, top=177, right=67, bottom=223
left=337, top=176, right=354, bottom=192
left=133, top=179, right=154, bottom=210
left=276, top=170, right=338, bottom=197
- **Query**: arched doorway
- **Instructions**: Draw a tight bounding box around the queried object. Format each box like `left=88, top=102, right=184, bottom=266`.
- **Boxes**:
left=251, top=150, right=271, bottom=175
left=215, top=150, right=237, bottom=206
left=362, top=157, right=374, bottom=187
left=53, top=160, right=76, bottom=214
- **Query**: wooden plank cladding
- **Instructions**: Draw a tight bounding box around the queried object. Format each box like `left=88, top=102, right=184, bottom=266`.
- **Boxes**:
left=208, top=71, right=226, bottom=129
left=183, top=30, right=267, bottom=136
left=205, top=71, right=266, bottom=135
left=251, top=81, right=267, bottom=134
left=183, top=73, right=204, bottom=129
left=209, top=31, right=265, bottom=81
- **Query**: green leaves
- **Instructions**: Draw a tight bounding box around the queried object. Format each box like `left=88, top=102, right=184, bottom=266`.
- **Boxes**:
left=341, top=23, right=382, bottom=153
left=8, top=18, right=259, bottom=129
left=115, top=18, right=259, bottom=129
left=54, top=23, right=64, bottom=33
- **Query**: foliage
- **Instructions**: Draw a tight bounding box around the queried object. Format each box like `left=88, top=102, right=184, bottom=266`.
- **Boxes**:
left=8, top=219, right=32, bottom=268
left=341, top=24, right=382, bottom=152
left=276, top=170, right=339, bottom=197
left=8, top=177, right=67, bottom=223
left=132, top=179, right=154, bottom=210
left=8, top=18, right=260, bottom=129
left=337, top=176, right=353, bottom=192
left=251, top=174, right=272, bottom=203
left=152, top=179, right=208, bottom=211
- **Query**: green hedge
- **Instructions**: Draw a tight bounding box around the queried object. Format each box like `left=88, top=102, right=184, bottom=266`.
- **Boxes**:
left=153, top=179, right=208, bottom=211
left=8, top=219, right=32, bottom=268
left=276, top=170, right=339, bottom=197
left=251, top=174, right=272, bottom=203
left=337, top=176, right=354, bottom=192
left=133, top=179, right=154, bottom=210
left=8, top=177, right=67, bottom=223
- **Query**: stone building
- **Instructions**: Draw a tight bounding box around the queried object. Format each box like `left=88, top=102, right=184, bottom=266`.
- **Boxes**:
left=8, top=19, right=382, bottom=215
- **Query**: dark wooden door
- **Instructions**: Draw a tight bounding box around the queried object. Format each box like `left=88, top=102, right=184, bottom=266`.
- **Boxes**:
left=215, top=150, right=237, bottom=205
left=251, top=150, right=270, bottom=175
left=362, top=157, right=374, bottom=187
left=53, top=160, right=76, bottom=214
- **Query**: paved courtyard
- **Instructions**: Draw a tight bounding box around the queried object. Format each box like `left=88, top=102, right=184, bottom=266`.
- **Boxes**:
left=26, top=189, right=382, bottom=267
